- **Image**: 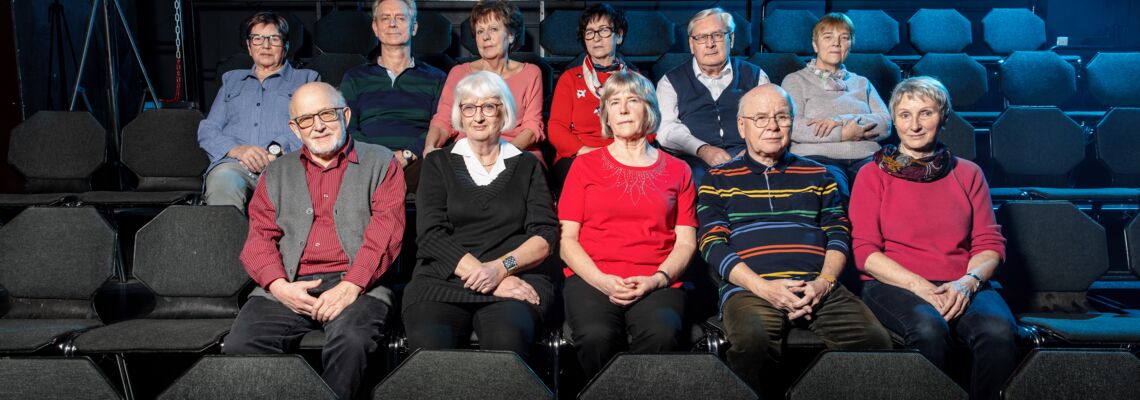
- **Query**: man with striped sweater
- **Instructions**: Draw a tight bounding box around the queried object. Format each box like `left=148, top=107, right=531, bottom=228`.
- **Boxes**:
left=697, top=84, right=890, bottom=394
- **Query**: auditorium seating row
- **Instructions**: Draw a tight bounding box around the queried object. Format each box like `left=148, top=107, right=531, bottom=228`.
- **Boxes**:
left=1, top=201, right=1139, bottom=398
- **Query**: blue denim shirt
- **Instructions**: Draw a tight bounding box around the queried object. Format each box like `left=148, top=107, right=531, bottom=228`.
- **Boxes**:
left=197, top=62, right=320, bottom=174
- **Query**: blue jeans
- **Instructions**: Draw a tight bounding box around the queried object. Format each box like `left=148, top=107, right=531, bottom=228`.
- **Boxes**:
left=862, top=280, right=1019, bottom=400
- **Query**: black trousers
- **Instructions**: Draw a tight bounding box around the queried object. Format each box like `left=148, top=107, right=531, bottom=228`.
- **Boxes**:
left=225, top=282, right=389, bottom=400
left=563, top=275, right=687, bottom=377
left=403, top=300, right=541, bottom=360
left=862, top=280, right=1019, bottom=400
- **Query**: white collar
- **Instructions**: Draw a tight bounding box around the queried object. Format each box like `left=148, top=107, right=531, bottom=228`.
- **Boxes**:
left=450, top=137, right=521, bottom=158
left=691, top=57, right=732, bottom=79
left=451, top=138, right=521, bottom=186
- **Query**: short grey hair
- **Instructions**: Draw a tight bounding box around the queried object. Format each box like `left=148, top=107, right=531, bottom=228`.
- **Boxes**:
left=889, top=76, right=952, bottom=123
left=451, top=71, right=518, bottom=132
left=372, top=0, right=417, bottom=21
left=688, top=8, right=735, bottom=40
left=598, top=70, right=661, bottom=139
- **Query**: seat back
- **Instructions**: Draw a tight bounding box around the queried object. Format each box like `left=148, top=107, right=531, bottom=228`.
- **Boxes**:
left=990, top=107, right=1085, bottom=187
left=1002, top=349, right=1140, bottom=400
left=982, top=8, right=1046, bottom=55
left=1000, top=51, right=1077, bottom=106
left=1125, top=214, right=1140, bottom=279
left=789, top=351, right=967, bottom=400
left=747, top=52, right=806, bottom=86
left=908, top=9, right=972, bottom=54
left=1086, top=52, right=1140, bottom=108
left=843, top=52, right=901, bottom=103
left=412, top=11, right=454, bottom=55
left=0, top=357, right=122, bottom=399
left=373, top=349, right=552, bottom=399
left=941, top=112, right=977, bottom=161
left=158, top=355, right=336, bottom=400
left=761, top=9, right=817, bottom=55
left=132, top=206, right=249, bottom=319
left=305, top=53, right=368, bottom=88
left=996, top=201, right=1109, bottom=313
left=910, top=53, right=989, bottom=108
left=314, top=11, right=376, bottom=56
left=121, top=109, right=210, bottom=191
left=580, top=353, right=756, bottom=399
left=845, top=10, right=899, bottom=54
left=8, top=111, right=105, bottom=193
left=1095, top=108, right=1140, bottom=186
left=539, top=10, right=580, bottom=57
left=0, top=207, right=114, bottom=319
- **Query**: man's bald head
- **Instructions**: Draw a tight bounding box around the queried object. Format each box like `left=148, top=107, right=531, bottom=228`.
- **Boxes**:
left=290, top=82, right=347, bottom=118
left=737, top=83, right=794, bottom=118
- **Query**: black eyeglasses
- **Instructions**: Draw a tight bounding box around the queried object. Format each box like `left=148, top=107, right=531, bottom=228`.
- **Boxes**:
left=248, top=34, right=285, bottom=47
left=460, top=103, right=502, bottom=118
left=292, top=108, right=345, bottom=129
left=741, top=114, right=793, bottom=128
left=690, top=31, right=730, bottom=44
left=583, top=27, right=615, bottom=41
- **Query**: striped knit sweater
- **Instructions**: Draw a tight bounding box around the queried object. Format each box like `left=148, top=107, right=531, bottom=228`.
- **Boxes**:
left=341, top=60, right=446, bottom=155
left=697, top=152, right=851, bottom=309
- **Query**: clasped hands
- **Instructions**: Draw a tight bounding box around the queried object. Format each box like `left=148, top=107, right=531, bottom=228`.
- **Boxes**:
left=915, top=276, right=980, bottom=321
left=752, top=278, right=833, bottom=320
left=593, top=273, right=669, bottom=307
left=268, top=278, right=362, bottom=323
left=805, top=118, right=878, bottom=141
left=456, top=258, right=540, bottom=305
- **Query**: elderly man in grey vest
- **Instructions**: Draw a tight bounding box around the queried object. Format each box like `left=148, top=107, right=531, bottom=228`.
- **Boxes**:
left=656, top=7, right=770, bottom=182
left=225, top=82, right=406, bottom=400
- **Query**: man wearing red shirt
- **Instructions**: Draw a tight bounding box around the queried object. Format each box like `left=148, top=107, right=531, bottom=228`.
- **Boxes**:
left=225, top=82, right=405, bottom=400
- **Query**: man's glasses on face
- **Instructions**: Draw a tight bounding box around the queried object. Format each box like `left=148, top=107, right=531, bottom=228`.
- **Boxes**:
left=690, top=31, right=730, bottom=44
left=741, top=113, right=793, bottom=128
left=248, top=34, right=285, bottom=47
left=292, top=108, right=345, bottom=129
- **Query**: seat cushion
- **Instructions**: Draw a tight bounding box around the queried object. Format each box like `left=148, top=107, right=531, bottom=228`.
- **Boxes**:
left=73, top=318, right=233, bottom=353
left=77, top=191, right=197, bottom=206
left=1019, top=313, right=1140, bottom=343
left=0, top=319, right=103, bottom=352
left=0, top=193, right=73, bottom=206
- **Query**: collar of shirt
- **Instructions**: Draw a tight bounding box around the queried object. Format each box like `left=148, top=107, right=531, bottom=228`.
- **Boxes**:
left=451, top=137, right=522, bottom=186
left=242, top=61, right=295, bottom=83
left=375, top=56, right=417, bottom=82
left=743, top=150, right=796, bottom=174
left=691, top=57, right=733, bottom=82
left=300, top=136, right=358, bottom=171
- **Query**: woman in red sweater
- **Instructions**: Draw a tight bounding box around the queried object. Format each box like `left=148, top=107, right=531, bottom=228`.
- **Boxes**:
left=558, top=70, right=697, bottom=378
left=849, top=76, right=1017, bottom=400
left=547, top=3, right=634, bottom=194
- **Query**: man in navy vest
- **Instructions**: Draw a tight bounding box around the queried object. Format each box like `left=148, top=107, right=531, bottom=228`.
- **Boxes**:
left=226, top=82, right=405, bottom=400
left=657, top=7, right=770, bottom=181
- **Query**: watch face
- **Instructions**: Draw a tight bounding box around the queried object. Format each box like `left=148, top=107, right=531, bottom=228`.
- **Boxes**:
left=402, top=149, right=415, bottom=160
left=268, top=144, right=282, bottom=156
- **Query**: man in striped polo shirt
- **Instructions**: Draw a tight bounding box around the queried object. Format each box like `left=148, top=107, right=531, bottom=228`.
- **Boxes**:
left=697, top=84, right=890, bottom=395
left=341, top=0, right=446, bottom=194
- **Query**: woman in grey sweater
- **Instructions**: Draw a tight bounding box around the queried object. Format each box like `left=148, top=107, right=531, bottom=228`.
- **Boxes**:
left=781, top=12, right=890, bottom=195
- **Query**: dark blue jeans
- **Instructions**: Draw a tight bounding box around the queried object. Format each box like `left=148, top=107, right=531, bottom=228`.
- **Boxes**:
left=862, top=280, right=1019, bottom=400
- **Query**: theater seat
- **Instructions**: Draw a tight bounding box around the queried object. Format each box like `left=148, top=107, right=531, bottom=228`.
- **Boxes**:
left=0, top=207, right=115, bottom=354
left=305, top=52, right=368, bottom=88
left=73, top=206, right=250, bottom=398
left=981, top=9, right=1046, bottom=55
left=761, top=9, right=817, bottom=55
left=0, top=111, right=106, bottom=207
left=843, top=53, right=902, bottom=104
left=908, top=9, right=972, bottom=54
left=996, top=201, right=1140, bottom=348
left=747, top=52, right=806, bottom=86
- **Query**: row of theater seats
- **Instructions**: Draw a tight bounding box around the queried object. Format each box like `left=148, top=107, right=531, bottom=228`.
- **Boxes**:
left=5, top=349, right=1138, bottom=399
left=1, top=201, right=1139, bottom=398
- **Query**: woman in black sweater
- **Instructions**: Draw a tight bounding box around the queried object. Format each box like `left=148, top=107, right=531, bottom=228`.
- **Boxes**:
left=403, top=71, right=558, bottom=358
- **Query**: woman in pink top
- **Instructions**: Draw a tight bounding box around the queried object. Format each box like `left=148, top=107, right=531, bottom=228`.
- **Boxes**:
left=849, top=76, right=1017, bottom=400
left=558, top=70, right=697, bottom=378
left=424, top=0, right=545, bottom=163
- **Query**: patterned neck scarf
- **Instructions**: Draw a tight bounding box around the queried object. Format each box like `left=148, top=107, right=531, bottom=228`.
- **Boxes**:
left=582, top=56, right=626, bottom=99
left=806, top=58, right=849, bottom=91
left=873, top=143, right=957, bottom=182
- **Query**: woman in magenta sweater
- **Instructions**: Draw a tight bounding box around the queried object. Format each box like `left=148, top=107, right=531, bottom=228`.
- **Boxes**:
left=558, top=70, right=697, bottom=378
left=850, top=76, right=1017, bottom=400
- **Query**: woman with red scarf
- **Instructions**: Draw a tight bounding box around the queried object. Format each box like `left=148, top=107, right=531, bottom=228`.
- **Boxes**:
left=547, top=3, right=636, bottom=194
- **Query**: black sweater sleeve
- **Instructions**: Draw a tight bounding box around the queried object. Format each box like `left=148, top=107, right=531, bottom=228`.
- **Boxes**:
left=522, top=156, right=559, bottom=256
left=414, top=151, right=470, bottom=271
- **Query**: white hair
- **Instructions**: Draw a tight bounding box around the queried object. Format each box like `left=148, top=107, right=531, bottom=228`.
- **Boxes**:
left=450, top=71, right=518, bottom=132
